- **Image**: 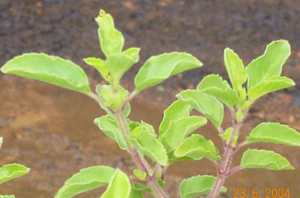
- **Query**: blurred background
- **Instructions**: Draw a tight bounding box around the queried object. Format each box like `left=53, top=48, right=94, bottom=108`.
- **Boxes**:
left=0, top=0, right=300, bottom=197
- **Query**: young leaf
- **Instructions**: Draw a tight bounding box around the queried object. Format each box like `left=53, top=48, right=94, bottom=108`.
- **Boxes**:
left=133, top=169, right=147, bottom=181
left=240, top=149, right=294, bottom=171
left=160, top=116, right=207, bottom=152
left=55, top=166, right=115, bottom=198
left=84, top=48, right=140, bottom=85
left=95, top=10, right=124, bottom=57
left=100, top=169, right=131, bottom=198
left=248, top=76, right=295, bottom=101
left=179, top=175, right=227, bottom=198
left=177, top=90, right=224, bottom=128
left=174, top=134, right=220, bottom=161
left=134, top=52, right=202, bottom=91
left=83, top=57, right=110, bottom=82
left=1, top=53, right=91, bottom=94
left=246, top=40, right=291, bottom=88
left=224, top=48, right=247, bottom=92
left=0, top=195, right=15, bottom=198
left=197, top=74, right=239, bottom=107
left=130, top=122, right=168, bottom=166
left=0, top=163, right=30, bottom=184
left=123, top=47, right=140, bottom=63
left=94, top=115, right=128, bottom=150
left=246, top=122, right=300, bottom=147
left=159, top=100, right=192, bottom=135
left=105, top=51, right=139, bottom=85
left=220, top=127, right=238, bottom=146
left=96, top=84, right=129, bottom=111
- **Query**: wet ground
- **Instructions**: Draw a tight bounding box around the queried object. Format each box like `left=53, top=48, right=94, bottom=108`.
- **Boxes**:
left=1, top=0, right=300, bottom=197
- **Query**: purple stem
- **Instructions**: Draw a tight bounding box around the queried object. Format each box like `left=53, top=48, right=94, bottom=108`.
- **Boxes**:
left=207, top=109, right=246, bottom=198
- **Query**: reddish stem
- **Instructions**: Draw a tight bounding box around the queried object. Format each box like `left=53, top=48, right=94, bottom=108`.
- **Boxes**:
left=208, top=108, right=247, bottom=198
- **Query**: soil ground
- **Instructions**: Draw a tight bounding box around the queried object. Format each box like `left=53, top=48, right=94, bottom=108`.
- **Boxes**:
left=1, top=0, right=300, bottom=197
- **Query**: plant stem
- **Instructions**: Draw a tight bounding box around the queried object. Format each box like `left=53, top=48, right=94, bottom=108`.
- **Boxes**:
left=207, top=109, right=245, bottom=198
left=91, top=92, right=168, bottom=198
left=115, top=110, right=169, bottom=198
left=207, top=145, right=234, bottom=198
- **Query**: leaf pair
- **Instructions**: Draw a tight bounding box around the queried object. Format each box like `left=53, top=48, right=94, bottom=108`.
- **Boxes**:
left=197, top=74, right=240, bottom=107
left=93, top=10, right=204, bottom=90
left=193, top=48, right=246, bottom=110
left=179, top=148, right=294, bottom=198
left=159, top=100, right=220, bottom=162
left=246, top=40, right=294, bottom=101
left=95, top=115, right=168, bottom=166
left=177, top=90, right=224, bottom=128
left=1, top=9, right=203, bottom=103
left=55, top=166, right=132, bottom=198
left=198, top=40, right=294, bottom=111
left=129, top=122, right=168, bottom=166
left=84, top=10, right=140, bottom=86
left=238, top=122, right=300, bottom=171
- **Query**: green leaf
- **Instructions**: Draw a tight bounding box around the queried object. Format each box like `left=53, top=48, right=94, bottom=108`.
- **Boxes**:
left=0, top=163, right=30, bottom=184
left=133, top=169, right=147, bottom=181
left=248, top=76, right=295, bottom=101
left=246, top=40, right=291, bottom=88
left=95, top=10, right=124, bottom=57
left=177, top=90, right=224, bottom=128
left=101, top=169, right=131, bottom=198
left=134, top=52, right=202, bottom=91
left=224, top=48, right=247, bottom=93
left=1, top=53, right=91, bottom=94
left=123, top=47, right=140, bottom=63
left=160, top=116, right=207, bottom=152
left=197, top=74, right=239, bottom=107
left=246, top=122, right=300, bottom=147
left=129, top=190, right=144, bottom=198
left=174, top=134, right=220, bottom=161
left=240, top=149, right=294, bottom=171
left=220, top=127, right=238, bottom=146
left=0, top=195, right=15, bottom=198
left=96, top=84, right=129, bottom=111
left=94, top=115, right=128, bottom=150
left=130, top=122, right=168, bottom=166
left=179, top=175, right=227, bottom=198
left=84, top=48, right=140, bottom=85
left=83, top=57, right=110, bottom=82
left=105, top=51, right=139, bottom=85
left=55, top=166, right=115, bottom=198
left=130, top=183, right=149, bottom=198
left=159, top=100, right=192, bottom=135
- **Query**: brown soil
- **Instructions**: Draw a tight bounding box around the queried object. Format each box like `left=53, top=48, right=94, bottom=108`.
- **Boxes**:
left=1, top=0, right=300, bottom=197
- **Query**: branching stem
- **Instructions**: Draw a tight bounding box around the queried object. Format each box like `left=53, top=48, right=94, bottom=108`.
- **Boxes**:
left=207, top=109, right=247, bottom=198
left=93, top=90, right=168, bottom=198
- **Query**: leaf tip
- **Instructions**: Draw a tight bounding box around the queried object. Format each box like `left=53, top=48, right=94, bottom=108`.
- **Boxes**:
left=268, top=39, right=291, bottom=55
left=0, top=65, right=7, bottom=73
left=95, top=9, right=109, bottom=24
